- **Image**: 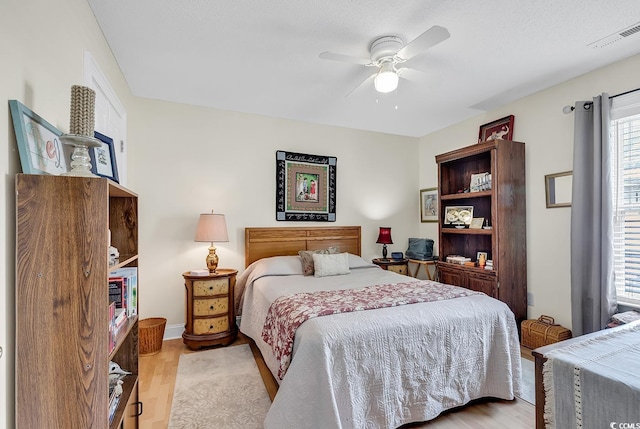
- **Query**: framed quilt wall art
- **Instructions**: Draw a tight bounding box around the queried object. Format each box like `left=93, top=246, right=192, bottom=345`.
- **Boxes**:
left=276, top=150, right=336, bottom=221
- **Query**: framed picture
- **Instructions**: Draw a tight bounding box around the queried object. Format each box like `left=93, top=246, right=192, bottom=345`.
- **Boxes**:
left=470, top=172, right=491, bottom=192
left=276, top=150, right=336, bottom=221
left=443, top=206, right=474, bottom=226
left=91, top=131, right=119, bottom=183
left=420, top=188, right=438, bottom=223
left=469, top=217, right=484, bottom=229
left=478, top=115, right=514, bottom=143
left=9, top=99, right=71, bottom=175
left=476, top=251, right=488, bottom=262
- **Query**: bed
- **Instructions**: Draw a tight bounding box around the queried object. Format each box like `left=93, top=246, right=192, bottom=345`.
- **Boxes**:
left=238, top=226, right=522, bottom=429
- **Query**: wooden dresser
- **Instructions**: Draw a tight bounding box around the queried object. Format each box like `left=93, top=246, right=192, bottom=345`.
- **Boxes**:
left=182, top=269, right=238, bottom=350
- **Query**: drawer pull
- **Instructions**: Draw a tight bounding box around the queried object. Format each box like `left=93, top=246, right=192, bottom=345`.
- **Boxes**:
left=210, top=305, right=214, bottom=310
left=209, top=286, right=213, bottom=290
left=209, top=325, right=213, bottom=329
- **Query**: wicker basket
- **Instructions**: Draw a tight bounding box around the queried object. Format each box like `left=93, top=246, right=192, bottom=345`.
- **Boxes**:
left=139, top=317, right=167, bottom=356
left=522, top=315, right=572, bottom=349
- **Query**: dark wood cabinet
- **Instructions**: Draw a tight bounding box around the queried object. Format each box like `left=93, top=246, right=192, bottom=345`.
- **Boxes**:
left=438, top=264, right=497, bottom=297
left=435, top=140, right=527, bottom=325
left=16, top=174, right=140, bottom=429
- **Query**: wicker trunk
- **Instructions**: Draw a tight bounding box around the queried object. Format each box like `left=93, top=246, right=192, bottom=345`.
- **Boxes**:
left=522, top=315, right=572, bottom=349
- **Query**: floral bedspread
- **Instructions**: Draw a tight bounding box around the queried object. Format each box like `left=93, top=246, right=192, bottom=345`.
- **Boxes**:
left=262, top=280, right=481, bottom=379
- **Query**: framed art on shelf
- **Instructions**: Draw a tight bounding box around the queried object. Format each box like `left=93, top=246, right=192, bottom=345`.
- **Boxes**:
left=9, top=99, right=71, bottom=175
left=276, top=150, right=337, bottom=221
left=91, top=131, right=119, bottom=183
left=420, top=188, right=438, bottom=223
left=469, top=217, right=485, bottom=229
left=443, top=206, right=474, bottom=226
left=478, top=115, right=514, bottom=143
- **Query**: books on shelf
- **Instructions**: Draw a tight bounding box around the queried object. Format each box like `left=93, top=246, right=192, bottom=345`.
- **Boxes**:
left=108, top=302, right=116, bottom=352
left=109, top=267, right=138, bottom=317
left=108, top=391, right=120, bottom=423
left=109, top=307, right=129, bottom=353
left=108, top=277, right=125, bottom=309
left=446, top=255, right=471, bottom=265
left=108, top=267, right=138, bottom=353
left=108, top=374, right=126, bottom=424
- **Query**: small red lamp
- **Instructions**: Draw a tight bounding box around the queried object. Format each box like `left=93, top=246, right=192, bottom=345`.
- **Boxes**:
left=376, top=227, right=393, bottom=260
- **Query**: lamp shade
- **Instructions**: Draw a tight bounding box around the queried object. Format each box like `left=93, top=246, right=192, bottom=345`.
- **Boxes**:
left=376, top=227, right=393, bottom=245
left=194, top=213, right=229, bottom=243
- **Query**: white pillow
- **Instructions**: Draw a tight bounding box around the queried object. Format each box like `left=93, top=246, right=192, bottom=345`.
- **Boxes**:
left=347, top=253, right=376, bottom=269
left=312, top=252, right=350, bottom=277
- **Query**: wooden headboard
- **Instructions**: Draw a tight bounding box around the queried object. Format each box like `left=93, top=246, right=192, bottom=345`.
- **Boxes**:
left=245, top=226, right=361, bottom=267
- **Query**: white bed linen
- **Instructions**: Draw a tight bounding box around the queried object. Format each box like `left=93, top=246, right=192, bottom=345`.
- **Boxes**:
left=239, top=256, right=522, bottom=429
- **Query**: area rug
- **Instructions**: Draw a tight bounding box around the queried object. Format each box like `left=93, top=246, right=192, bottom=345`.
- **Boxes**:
left=168, top=344, right=271, bottom=429
left=168, top=345, right=535, bottom=428
left=519, top=356, right=535, bottom=405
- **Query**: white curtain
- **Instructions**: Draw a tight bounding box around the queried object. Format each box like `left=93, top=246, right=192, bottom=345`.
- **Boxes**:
left=570, top=94, right=617, bottom=336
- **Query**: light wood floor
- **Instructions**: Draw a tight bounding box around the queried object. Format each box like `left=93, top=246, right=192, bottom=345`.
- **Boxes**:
left=139, top=335, right=535, bottom=428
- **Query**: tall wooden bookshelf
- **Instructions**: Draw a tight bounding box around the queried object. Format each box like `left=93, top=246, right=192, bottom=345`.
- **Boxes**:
left=16, top=174, right=141, bottom=428
left=435, top=140, right=527, bottom=325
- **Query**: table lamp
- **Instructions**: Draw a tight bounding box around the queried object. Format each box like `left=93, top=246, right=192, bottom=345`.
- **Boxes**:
left=194, top=211, right=229, bottom=273
left=376, top=227, right=393, bottom=260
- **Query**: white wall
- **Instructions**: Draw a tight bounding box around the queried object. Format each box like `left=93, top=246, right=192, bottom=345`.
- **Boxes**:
left=0, top=0, right=134, bottom=427
left=127, top=98, right=419, bottom=329
left=419, top=53, right=640, bottom=330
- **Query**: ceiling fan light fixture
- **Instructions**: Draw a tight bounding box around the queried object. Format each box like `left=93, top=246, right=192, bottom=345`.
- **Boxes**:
left=374, top=62, right=398, bottom=93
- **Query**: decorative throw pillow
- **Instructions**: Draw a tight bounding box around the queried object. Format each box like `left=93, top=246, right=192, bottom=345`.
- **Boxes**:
left=299, top=246, right=340, bottom=276
left=405, top=238, right=435, bottom=260
left=312, top=252, right=350, bottom=277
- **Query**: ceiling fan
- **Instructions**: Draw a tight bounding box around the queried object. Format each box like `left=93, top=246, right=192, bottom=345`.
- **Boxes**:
left=319, top=25, right=450, bottom=96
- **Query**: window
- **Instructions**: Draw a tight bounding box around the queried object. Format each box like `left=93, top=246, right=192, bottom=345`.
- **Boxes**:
left=611, top=91, right=640, bottom=306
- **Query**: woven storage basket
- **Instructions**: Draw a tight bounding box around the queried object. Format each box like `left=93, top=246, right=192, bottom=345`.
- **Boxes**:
left=522, top=315, right=572, bottom=349
left=139, top=317, right=167, bottom=356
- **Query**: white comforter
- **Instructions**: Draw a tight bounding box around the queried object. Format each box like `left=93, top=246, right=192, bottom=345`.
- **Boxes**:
left=238, top=255, right=522, bottom=429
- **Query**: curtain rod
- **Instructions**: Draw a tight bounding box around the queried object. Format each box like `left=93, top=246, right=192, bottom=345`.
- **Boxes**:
left=563, top=87, right=640, bottom=113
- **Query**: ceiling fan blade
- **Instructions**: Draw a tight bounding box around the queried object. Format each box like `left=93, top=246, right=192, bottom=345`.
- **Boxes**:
left=319, top=51, right=373, bottom=66
left=396, top=67, right=429, bottom=83
left=396, top=25, right=450, bottom=61
left=345, top=73, right=376, bottom=97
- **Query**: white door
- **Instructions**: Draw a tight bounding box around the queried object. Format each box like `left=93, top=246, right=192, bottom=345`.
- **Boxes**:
left=84, top=52, right=128, bottom=186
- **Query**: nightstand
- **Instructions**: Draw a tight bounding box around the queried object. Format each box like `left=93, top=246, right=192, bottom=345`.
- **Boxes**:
left=182, top=269, right=238, bottom=350
left=372, top=258, right=409, bottom=276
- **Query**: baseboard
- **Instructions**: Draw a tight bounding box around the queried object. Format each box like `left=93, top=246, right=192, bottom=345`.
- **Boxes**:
left=164, top=323, right=184, bottom=340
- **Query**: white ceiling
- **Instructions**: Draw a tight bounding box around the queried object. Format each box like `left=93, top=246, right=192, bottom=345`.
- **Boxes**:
left=86, top=0, right=640, bottom=138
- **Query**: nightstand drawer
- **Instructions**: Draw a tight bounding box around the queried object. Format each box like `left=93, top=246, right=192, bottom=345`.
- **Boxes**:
left=194, top=278, right=229, bottom=296
left=388, top=264, right=407, bottom=275
left=194, top=297, right=228, bottom=316
left=194, top=316, right=229, bottom=335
